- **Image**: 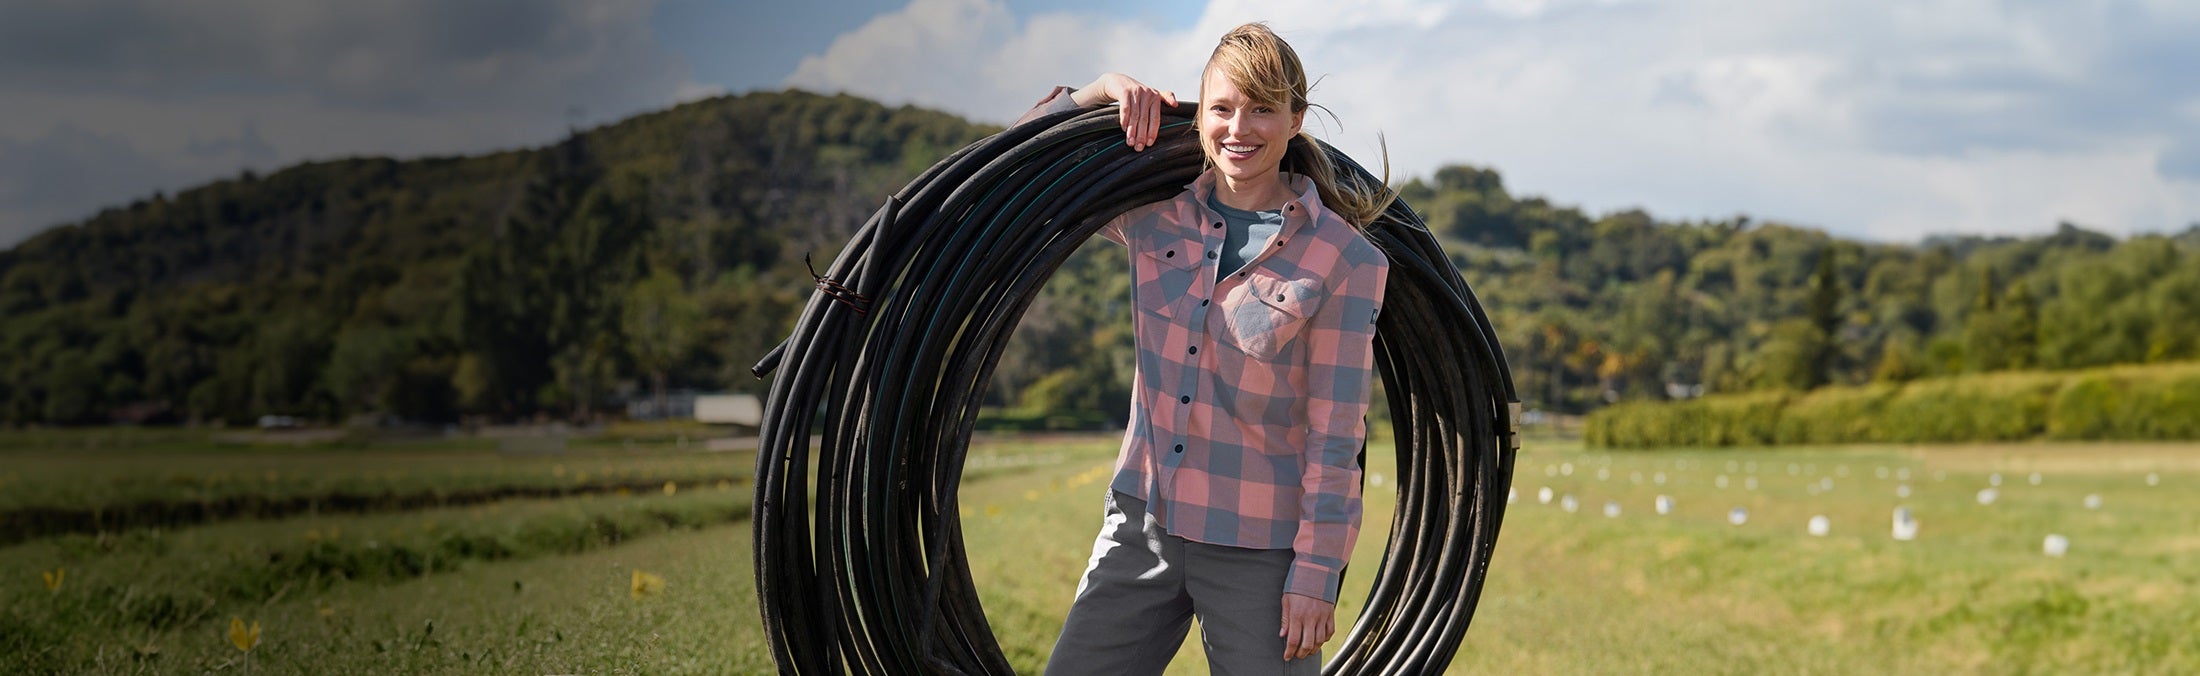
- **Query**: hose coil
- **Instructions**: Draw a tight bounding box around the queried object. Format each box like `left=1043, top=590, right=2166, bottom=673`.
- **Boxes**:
left=752, top=102, right=1518, bottom=674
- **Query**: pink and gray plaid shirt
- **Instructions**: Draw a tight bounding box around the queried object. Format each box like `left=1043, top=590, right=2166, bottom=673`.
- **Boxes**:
left=1091, top=169, right=1389, bottom=604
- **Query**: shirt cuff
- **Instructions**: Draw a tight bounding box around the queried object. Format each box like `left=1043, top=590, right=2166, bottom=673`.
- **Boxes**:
left=1285, top=559, right=1342, bottom=603
left=1011, top=85, right=1082, bottom=128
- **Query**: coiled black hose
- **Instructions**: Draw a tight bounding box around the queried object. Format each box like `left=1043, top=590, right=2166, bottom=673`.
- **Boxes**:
left=751, top=102, right=1518, bottom=675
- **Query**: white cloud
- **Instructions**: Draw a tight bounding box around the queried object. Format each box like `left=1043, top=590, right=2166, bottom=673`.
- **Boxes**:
left=783, top=0, right=2200, bottom=240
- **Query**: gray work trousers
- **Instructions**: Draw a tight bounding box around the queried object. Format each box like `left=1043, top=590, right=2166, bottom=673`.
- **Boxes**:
left=1044, top=491, right=1322, bottom=676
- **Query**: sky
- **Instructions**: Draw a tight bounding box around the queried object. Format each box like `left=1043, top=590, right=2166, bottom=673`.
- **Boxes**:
left=3, top=0, right=2198, bottom=248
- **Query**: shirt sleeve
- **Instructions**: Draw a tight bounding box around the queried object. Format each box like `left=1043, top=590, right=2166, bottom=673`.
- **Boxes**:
left=1011, top=85, right=1082, bottom=128
left=1284, top=240, right=1388, bottom=603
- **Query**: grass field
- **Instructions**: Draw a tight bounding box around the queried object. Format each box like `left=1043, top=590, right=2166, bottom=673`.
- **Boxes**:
left=3, top=427, right=2194, bottom=673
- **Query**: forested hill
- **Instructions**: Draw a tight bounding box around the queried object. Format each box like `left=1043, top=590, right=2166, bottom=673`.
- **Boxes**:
left=0, top=90, right=991, bottom=425
left=3, top=90, right=2198, bottom=427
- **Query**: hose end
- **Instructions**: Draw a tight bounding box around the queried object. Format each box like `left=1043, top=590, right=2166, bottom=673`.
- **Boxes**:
left=751, top=340, right=787, bottom=379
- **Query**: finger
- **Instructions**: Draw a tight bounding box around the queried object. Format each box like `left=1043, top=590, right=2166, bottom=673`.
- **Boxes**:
left=1144, top=94, right=1161, bottom=148
left=1119, top=103, right=1139, bottom=151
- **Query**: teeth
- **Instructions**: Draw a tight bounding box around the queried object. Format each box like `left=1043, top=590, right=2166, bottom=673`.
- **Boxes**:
left=1222, top=144, right=1257, bottom=153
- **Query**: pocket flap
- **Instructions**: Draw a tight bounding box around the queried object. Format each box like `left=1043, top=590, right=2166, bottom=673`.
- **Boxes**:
left=1247, top=272, right=1321, bottom=318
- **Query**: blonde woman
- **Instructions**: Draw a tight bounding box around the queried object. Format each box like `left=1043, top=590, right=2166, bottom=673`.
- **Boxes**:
left=1017, top=23, right=1391, bottom=675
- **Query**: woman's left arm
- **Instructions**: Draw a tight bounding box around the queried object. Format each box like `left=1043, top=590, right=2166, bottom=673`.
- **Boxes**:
left=1279, top=238, right=1389, bottom=659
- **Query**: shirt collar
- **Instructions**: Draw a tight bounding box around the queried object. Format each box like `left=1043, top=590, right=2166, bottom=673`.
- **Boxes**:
left=1187, top=170, right=1321, bottom=239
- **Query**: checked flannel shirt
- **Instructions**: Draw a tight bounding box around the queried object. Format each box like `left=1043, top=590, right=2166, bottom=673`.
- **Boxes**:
left=1026, top=80, right=1391, bottom=605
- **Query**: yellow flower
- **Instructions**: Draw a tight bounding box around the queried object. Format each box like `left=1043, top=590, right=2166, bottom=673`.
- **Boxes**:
left=41, top=568, right=62, bottom=593
left=630, top=570, right=665, bottom=599
left=662, top=481, right=678, bottom=496
left=228, top=617, right=260, bottom=653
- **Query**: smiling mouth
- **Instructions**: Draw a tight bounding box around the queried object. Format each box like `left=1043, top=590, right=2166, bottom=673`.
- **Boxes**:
left=1221, top=143, right=1259, bottom=154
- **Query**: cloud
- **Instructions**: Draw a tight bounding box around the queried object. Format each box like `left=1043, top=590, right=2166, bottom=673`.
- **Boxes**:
left=0, top=0, right=695, bottom=247
left=783, top=0, right=2200, bottom=241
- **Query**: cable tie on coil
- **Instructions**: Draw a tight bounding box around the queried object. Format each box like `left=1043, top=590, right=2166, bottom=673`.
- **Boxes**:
left=805, top=252, right=870, bottom=315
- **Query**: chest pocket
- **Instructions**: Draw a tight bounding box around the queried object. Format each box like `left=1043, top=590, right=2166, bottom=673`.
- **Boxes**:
left=1225, top=271, right=1324, bottom=358
left=1133, top=232, right=1203, bottom=320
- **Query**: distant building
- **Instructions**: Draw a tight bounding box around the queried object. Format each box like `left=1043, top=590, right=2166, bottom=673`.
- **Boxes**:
left=694, top=394, right=763, bottom=427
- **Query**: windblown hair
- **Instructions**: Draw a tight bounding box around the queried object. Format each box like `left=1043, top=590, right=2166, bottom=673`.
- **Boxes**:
left=1202, top=22, right=1395, bottom=228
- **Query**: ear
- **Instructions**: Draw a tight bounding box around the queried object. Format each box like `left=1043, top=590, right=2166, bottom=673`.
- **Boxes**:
left=1290, top=109, right=1305, bottom=135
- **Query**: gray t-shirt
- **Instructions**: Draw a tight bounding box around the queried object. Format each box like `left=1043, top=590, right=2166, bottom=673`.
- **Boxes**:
left=1207, top=195, right=1285, bottom=282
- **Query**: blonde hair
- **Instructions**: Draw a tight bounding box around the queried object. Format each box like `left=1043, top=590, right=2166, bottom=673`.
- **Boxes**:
left=1202, top=22, right=1394, bottom=228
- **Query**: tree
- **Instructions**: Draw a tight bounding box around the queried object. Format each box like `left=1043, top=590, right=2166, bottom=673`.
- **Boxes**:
left=623, top=266, right=701, bottom=418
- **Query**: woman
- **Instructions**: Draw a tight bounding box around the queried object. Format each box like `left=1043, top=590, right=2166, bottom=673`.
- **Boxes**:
left=1019, top=23, right=1392, bottom=675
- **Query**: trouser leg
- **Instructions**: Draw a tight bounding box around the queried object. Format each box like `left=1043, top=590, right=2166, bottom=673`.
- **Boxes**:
left=1044, top=492, right=1194, bottom=676
left=1186, top=540, right=1322, bottom=676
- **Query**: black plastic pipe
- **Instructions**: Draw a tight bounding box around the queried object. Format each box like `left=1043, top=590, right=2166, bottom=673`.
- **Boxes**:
left=752, top=102, right=1518, bottom=675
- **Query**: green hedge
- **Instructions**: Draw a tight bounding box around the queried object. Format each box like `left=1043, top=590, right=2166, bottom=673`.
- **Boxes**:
left=1588, top=362, right=2200, bottom=448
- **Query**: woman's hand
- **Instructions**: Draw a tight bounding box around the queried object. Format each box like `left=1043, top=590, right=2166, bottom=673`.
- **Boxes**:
left=1072, top=72, right=1177, bottom=152
left=1279, top=592, right=1335, bottom=662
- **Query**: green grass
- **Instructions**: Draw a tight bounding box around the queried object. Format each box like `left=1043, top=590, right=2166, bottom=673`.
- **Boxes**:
left=3, top=431, right=2194, bottom=673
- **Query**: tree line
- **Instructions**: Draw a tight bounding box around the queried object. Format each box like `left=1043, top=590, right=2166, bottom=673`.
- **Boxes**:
left=2, top=90, right=2196, bottom=427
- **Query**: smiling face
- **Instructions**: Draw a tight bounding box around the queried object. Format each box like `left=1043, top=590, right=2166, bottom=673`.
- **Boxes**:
left=1199, top=66, right=1304, bottom=198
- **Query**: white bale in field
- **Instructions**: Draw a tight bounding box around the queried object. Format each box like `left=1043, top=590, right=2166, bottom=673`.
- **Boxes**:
left=1371, top=473, right=1386, bottom=487
left=1820, top=477, right=1834, bottom=491
left=1989, top=472, right=2003, bottom=486
left=1896, top=484, right=1912, bottom=498
left=1561, top=462, right=1574, bottom=476
left=1808, top=515, right=1830, bottom=537
left=1875, top=466, right=1890, bottom=479
left=1596, top=467, right=1610, bottom=481
left=1976, top=487, right=1999, bottom=505
left=1807, top=484, right=1820, bottom=496
left=2147, top=472, right=2160, bottom=486
left=1836, top=465, right=1850, bottom=478
left=1746, top=461, right=1759, bottom=474
left=1603, top=501, right=1621, bottom=518
left=2083, top=494, right=2101, bottom=509
left=2029, top=472, right=2042, bottom=486
left=1892, top=507, right=1918, bottom=541
left=1745, top=477, right=1760, bottom=491
left=1728, top=507, right=1749, bottom=525
left=2043, top=534, right=2070, bottom=557
left=1545, top=465, right=1558, bottom=477
left=1896, top=467, right=1912, bottom=481
left=1654, top=472, right=1668, bottom=485
left=1538, top=486, right=1554, bottom=504
left=1561, top=495, right=1579, bottom=513
left=1655, top=495, right=1674, bottom=515
left=1716, top=474, right=1730, bottom=489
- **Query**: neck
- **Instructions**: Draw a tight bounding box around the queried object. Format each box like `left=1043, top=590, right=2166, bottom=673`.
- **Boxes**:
left=1213, top=173, right=1293, bottom=212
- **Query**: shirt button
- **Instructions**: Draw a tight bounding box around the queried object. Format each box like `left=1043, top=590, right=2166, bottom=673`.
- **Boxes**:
left=1165, top=250, right=1176, bottom=258
left=1179, top=395, right=1191, bottom=404
left=1200, top=299, right=1209, bottom=306
left=1276, top=294, right=1286, bottom=302
left=1187, top=346, right=1198, bottom=354
left=1174, top=444, right=1185, bottom=453
left=1212, top=222, right=1223, bottom=229
left=1207, top=251, right=1217, bottom=259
